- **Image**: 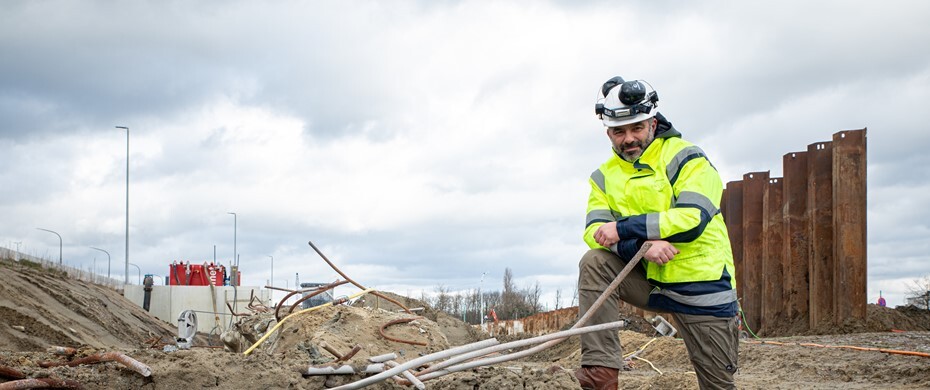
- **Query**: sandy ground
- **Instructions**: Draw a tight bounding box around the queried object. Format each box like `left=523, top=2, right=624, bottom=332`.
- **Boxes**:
left=3, top=257, right=930, bottom=389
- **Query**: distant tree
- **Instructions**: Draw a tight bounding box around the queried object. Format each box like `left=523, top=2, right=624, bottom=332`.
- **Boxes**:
left=906, top=275, right=930, bottom=310
left=433, top=285, right=452, bottom=313
left=571, top=279, right=579, bottom=307
left=528, top=281, right=542, bottom=313
left=554, top=288, right=562, bottom=310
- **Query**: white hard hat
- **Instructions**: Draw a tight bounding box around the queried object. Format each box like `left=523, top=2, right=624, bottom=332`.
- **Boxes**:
left=595, top=78, right=659, bottom=127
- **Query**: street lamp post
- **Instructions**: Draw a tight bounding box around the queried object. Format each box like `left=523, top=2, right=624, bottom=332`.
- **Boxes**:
left=479, top=271, right=487, bottom=327
left=90, top=247, right=111, bottom=280
left=116, top=125, right=129, bottom=285
left=268, top=255, right=274, bottom=288
left=36, top=228, right=62, bottom=265
left=227, top=212, right=237, bottom=285
left=268, top=255, right=274, bottom=305
left=128, top=262, right=141, bottom=285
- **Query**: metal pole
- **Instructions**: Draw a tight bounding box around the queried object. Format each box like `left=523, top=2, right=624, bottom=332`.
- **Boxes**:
left=36, top=228, right=62, bottom=265
left=116, top=126, right=129, bottom=285
left=268, top=255, right=274, bottom=304
left=227, top=212, right=236, bottom=267
left=479, top=272, right=487, bottom=327
left=128, top=263, right=141, bottom=285
left=90, top=247, right=111, bottom=280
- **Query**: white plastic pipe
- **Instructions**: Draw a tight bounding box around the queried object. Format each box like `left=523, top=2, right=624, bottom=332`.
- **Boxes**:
left=329, top=338, right=498, bottom=390
left=414, top=320, right=627, bottom=382
left=303, top=363, right=384, bottom=376
left=416, top=244, right=651, bottom=380
left=368, top=352, right=398, bottom=363
left=385, top=360, right=425, bottom=390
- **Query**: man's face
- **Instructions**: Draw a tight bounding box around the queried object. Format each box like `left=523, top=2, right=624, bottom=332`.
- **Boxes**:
left=607, top=118, right=656, bottom=162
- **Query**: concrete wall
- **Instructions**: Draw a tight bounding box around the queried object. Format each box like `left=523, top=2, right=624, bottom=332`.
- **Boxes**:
left=124, top=285, right=270, bottom=334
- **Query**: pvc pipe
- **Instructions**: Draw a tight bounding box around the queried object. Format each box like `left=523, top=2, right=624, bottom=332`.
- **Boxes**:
left=414, top=320, right=627, bottom=382
left=303, top=363, right=384, bottom=376
left=416, top=244, right=651, bottom=380
left=368, top=353, right=398, bottom=363
left=328, top=338, right=498, bottom=390
left=385, top=361, right=425, bottom=390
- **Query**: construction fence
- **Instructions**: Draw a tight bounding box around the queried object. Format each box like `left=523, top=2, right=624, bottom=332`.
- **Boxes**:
left=721, top=128, right=867, bottom=335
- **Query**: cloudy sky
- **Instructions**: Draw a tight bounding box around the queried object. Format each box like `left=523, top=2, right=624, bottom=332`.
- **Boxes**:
left=2, top=1, right=929, bottom=309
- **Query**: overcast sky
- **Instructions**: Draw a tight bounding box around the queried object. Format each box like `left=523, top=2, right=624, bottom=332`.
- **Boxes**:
left=2, top=1, right=929, bottom=309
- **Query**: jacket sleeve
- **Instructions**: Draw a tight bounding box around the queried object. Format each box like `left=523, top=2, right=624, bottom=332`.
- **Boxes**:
left=615, top=146, right=722, bottom=243
left=584, top=169, right=646, bottom=259
left=584, top=169, right=612, bottom=250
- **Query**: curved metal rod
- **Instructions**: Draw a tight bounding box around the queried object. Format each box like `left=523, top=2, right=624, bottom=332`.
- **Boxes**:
left=226, top=301, right=250, bottom=317
left=286, top=280, right=351, bottom=317
left=379, top=317, right=427, bottom=346
left=308, top=241, right=412, bottom=314
left=274, top=288, right=315, bottom=321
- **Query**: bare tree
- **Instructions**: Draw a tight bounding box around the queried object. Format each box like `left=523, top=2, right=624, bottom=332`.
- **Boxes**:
left=554, top=288, right=562, bottom=310
left=434, top=285, right=452, bottom=313
left=528, top=281, right=542, bottom=313
left=906, top=275, right=930, bottom=309
left=571, top=279, right=579, bottom=307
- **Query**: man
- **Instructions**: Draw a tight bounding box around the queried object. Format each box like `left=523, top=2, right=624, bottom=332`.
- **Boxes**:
left=575, top=77, right=739, bottom=390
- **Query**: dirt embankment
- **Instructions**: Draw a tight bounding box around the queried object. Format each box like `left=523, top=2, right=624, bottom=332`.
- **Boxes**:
left=0, top=258, right=175, bottom=352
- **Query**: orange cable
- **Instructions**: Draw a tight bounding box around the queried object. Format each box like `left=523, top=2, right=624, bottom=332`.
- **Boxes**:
left=747, top=340, right=930, bottom=358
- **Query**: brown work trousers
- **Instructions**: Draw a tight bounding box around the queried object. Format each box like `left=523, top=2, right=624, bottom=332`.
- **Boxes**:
left=578, top=249, right=739, bottom=390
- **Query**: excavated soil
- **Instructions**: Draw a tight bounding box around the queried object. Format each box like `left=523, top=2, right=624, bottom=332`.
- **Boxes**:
left=3, top=257, right=930, bottom=389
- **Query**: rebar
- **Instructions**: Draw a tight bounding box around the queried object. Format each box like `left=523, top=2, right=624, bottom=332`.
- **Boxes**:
left=308, top=240, right=413, bottom=314
left=0, top=365, right=25, bottom=380
left=336, top=345, right=362, bottom=363
left=0, top=378, right=82, bottom=390
left=38, top=352, right=152, bottom=377
left=379, top=317, right=428, bottom=346
left=319, top=341, right=344, bottom=360
left=284, top=280, right=350, bottom=319
left=264, top=285, right=295, bottom=293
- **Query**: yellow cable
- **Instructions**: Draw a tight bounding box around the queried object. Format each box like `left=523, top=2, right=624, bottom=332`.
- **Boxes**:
left=632, top=356, right=663, bottom=375
left=623, top=337, right=658, bottom=358
left=243, top=288, right=374, bottom=355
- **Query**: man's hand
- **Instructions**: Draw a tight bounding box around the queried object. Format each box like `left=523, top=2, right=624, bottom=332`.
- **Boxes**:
left=644, top=240, right=679, bottom=266
left=594, top=222, right=620, bottom=247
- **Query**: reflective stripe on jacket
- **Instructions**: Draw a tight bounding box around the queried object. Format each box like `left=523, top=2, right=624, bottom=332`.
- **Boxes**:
left=583, top=136, right=737, bottom=316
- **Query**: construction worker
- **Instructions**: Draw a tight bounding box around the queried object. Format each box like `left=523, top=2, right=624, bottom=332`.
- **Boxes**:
left=575, top=77, right=739, bottom=390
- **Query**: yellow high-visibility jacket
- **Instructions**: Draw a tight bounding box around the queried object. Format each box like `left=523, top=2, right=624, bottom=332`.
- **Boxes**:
left=584, top=132, right=737, bottom=316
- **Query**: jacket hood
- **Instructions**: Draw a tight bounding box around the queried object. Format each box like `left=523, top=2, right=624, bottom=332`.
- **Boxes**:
left=655, top=112, right=681, bottom=139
